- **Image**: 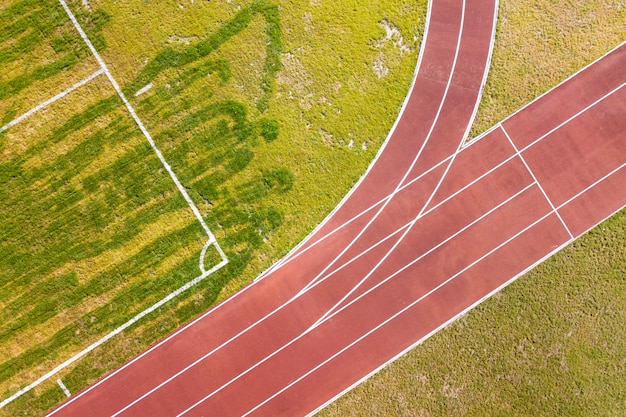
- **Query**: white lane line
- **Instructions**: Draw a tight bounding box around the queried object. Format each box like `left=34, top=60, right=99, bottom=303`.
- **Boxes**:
left=57, top=0, right=225, bottom=258
left=134, top=83, right=153, bottom=97
left=56, top=380, right=71, bottom=398
left=558, top=161, right=626, bottom=210
left=518, top=81, right=626, bottom=154
left=0, top=69, right=103, bottom=133
left=3, top=260, right=228, bottom=411
left=500, top=124, right=574, bottom=239
left=459, top=0, right=500, bottom=146
left=242, top=209, right=573, bottom=417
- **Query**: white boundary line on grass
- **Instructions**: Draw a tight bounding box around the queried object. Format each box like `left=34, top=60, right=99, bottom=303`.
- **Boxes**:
left=56, top=380, right=71, bottom=398
left=57, top=0, right=223, bottom=250
left=0, top=1, right=228, bottom=409
left=0, top=69, right=104, bottom=133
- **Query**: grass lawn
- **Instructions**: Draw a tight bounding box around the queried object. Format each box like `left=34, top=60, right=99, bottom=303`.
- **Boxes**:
left=0, top=0, right=427, bottom=415
left=319, top=0, right=626, bottom=415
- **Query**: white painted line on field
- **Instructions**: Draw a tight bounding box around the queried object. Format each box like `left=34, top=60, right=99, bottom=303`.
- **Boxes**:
left=58, top=0, right=221, bottom=247
left=56, top=379, right=71, bottom=398
left=0, top=4, right=229, bottom=408
left=0, top=69, right=103, bottom=133
left=500, top=124, right=574, bottom=239
left=134, top=83, right=153, bottom=97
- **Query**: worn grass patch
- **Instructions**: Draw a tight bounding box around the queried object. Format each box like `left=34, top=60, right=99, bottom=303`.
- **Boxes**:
left=319, top=0, right=626, bottom=416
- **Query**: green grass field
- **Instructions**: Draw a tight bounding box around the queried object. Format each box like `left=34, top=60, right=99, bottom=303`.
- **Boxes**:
left=0, top=0, right=426, bottom=414
left=320, top=0, right=626, bottom=415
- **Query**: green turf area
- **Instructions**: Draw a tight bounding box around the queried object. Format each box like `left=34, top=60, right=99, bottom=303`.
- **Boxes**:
left=319, top=0, right=626, bottom=415
left=0, top=0, right=426, bottom=414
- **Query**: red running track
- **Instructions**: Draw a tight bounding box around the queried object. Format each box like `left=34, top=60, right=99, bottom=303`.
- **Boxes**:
left=45, top=1, right=625, bottom=415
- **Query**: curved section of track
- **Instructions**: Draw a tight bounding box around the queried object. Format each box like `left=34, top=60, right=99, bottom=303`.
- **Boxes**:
left=45, top=1, right=626, bottom=415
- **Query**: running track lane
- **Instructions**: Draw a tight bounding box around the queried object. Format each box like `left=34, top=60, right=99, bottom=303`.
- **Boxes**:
left=45, top=14, right=625, bottom=417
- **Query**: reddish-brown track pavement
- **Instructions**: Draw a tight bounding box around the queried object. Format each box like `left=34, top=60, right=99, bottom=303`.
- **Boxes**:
left=45, top=1, right=625, bottom=416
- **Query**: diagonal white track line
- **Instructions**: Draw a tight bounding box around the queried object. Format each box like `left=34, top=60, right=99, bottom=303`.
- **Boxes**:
left=0, top=69, right=103, bottom=133
left=500, top=124, right=574, bottom=239
left=517, top=81, right=626, bottom=154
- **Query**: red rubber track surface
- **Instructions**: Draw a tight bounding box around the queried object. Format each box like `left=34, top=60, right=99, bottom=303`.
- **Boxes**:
left=46, top=0, right=625, bottom=415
